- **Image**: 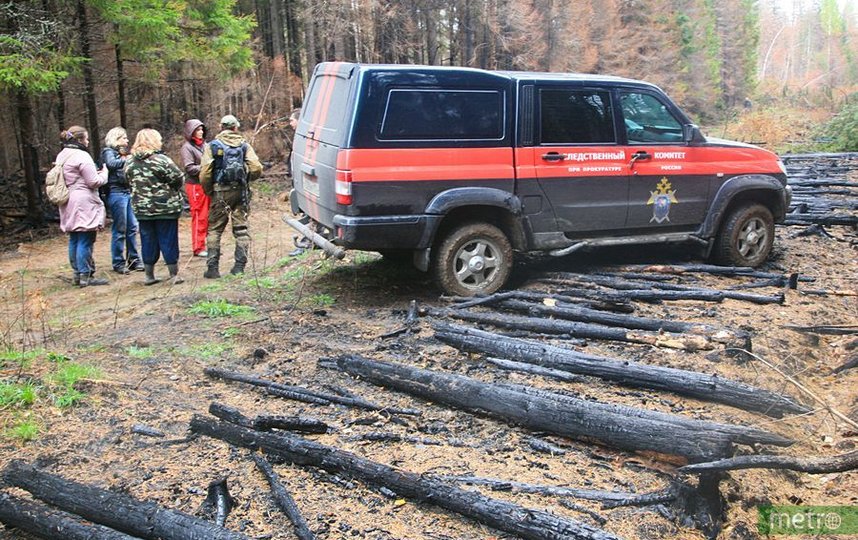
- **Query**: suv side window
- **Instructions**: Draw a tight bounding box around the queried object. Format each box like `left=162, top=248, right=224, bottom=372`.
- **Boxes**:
left=621, top=92, right=683, bottom=143
left=539, top=89, right=615, bottom=144
left=379, top=89, right=504, bottom=141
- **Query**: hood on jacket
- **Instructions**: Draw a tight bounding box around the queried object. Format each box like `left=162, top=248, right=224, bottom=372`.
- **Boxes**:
left=184, top=119, right=206, bottom=141
left=131, top=150, right=157, bottom=160
left=214, top=130, right=247, bottom=148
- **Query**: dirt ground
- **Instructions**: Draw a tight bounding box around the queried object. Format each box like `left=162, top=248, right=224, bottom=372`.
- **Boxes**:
left=0, top=167, right=855, bottom=540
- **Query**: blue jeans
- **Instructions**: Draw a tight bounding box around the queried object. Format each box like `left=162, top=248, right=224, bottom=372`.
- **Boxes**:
left=68, top=231, right=97, bottom=275
left=107, top=191, right=141, bottom=270
left=139, top=219, right=179, bottom=265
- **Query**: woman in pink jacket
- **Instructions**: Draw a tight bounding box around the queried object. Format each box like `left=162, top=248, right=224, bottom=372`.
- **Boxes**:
left=56, top=126, right=109, bottom=287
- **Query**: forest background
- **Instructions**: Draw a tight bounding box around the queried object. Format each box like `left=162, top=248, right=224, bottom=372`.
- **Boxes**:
left=1, top=0, right=857, bottom=226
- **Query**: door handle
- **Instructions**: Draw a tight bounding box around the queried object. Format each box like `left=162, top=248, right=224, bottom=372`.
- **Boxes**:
left=542, top=152, right=564, bottom=162
left=629, top=150, right=652, bottom=168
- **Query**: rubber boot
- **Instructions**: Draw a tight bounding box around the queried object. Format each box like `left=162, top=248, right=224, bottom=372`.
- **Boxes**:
left=204, top=261, right=221, bottom=279
left=143, top=264, right=161, bottom=286
left=229, top=262, right=245, bottom=275
left=72, top=272, right=80, bottom=286
left=80, top=275, right=109, bottom=287
left=167, top=263, right=184, bottom=285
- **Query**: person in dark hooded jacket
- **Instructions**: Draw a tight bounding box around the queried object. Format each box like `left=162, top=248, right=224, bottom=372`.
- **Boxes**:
left=180, top=119, right=209, bottom=258
left=125, top=129, right=185, bottom=286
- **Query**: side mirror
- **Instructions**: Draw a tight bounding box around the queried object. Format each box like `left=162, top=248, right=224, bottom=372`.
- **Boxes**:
left=683, top=124, right=706, bottom=144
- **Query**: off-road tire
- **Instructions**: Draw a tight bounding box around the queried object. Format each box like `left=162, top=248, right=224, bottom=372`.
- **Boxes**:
left=433, top=222, right=512, bottom=297
left=713, top=203, right=774, bottom=267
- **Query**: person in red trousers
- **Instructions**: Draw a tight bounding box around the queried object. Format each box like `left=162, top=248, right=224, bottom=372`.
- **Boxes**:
left=180, top=119, right=210, bottom=257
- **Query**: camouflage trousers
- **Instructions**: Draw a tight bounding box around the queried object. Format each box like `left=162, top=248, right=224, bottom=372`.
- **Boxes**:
left=206, top=187, right=250, bottom=269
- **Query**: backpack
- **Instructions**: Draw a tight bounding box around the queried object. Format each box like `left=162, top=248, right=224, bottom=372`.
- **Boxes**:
left=45, top=155, right=72, bottom=205
left=211, top=140, right=248, bottom=185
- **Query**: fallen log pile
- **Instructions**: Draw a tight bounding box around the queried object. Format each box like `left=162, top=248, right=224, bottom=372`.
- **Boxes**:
left=434, top=323, right=809, bottom=418
left=782, top=153, right=858, bottom=226
left=191, top=409, right=623, bottom=540
left=0, top=460, right=251, bottom=540
left=322, top=354, right=793, bottom=462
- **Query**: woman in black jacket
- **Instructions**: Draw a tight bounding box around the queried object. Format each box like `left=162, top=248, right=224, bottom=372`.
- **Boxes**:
left=101, top=127, right=142, bottom=273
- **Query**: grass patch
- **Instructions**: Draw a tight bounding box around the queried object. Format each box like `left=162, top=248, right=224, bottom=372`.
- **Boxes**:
left=126, top=345, right=154, bottom=359
left=180, top=342, right=231, bottom=360
left=307, top=293, right=335, bottom=307
left=189, top=299, right=255, bottom=318
left=0, top=380, right=38, bottom=408
left=4, top=419, right=39, bottom=442
left=221, top=327, right=241, bottom=338
left=246, top=276, right=278, bottom=289
left=198, top=282, right=224, bottom=293
left=0, top=349, right=42, bottom=369
left=49, top=363, right=101, bottom=389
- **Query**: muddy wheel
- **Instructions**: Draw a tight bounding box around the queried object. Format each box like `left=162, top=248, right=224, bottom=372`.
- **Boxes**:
left=713, top=203, right=774, bottom=267
left=433, top=222, right=512, bottom=296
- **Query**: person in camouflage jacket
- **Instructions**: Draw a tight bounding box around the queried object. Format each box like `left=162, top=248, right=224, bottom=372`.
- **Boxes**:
left=125, top=129, right=186, bottom=285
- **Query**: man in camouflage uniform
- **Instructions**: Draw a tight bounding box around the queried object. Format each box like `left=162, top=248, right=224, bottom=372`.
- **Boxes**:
left=199, top=115, right=263, bottom=279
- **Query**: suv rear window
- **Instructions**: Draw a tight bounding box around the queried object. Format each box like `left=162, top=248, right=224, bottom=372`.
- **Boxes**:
left=540, top=89, right=615, bottom=144
left=379, top=89, right=504, bottom=141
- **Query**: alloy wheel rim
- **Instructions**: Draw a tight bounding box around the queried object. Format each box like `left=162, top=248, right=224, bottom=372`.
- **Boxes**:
left=454, top=238, right=501, bottom=289
left=737, top=217, right=768, bottom=258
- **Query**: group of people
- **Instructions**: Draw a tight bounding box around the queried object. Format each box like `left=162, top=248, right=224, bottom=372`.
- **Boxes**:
left=56, top=115, right=263, bottom=288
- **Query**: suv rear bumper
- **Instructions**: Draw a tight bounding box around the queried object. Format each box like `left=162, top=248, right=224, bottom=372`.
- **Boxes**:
left=331, top=214, right=442, bottom=250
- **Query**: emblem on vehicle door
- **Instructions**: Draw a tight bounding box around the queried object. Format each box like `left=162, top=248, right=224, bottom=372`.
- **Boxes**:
left=647, top=177, right=678, bottom=223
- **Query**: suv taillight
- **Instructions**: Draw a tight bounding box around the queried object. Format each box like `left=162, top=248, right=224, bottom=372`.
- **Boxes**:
left=335, top=169, right=353, bottom=205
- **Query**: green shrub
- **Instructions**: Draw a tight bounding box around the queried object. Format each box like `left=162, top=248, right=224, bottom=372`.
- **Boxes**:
left=814, top=98, right=858, bottom=151
left=0, top=380, right=38, bottom=408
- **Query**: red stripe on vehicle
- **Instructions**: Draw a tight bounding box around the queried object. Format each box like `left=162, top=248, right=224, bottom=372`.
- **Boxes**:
left=335, top=147, right=516, bottom=182
left=306, top=62, right=342, bottom=166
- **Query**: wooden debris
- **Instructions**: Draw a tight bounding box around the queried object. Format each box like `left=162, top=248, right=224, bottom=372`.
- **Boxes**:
left=429, top=307, right=717, bottom=351
left=436, top=323, right=808, bottom=419
left=204, top=367, right=421, bottom=416
left=190, top=414, right=622, bottom=540
left=494, top=297, right=749, bottom=347
left=0, top=492, right=140, bottom=540
left=783, top=324, right=858, bottom=336
left=327, top=354, right=794, bottom=461
left=678, top=450, right=858, bottom=474
left=2, top=460, right=250, bottom=540
left=832, top=355, right=858, bottom=375
left=201, top=478, right=236, bottom=527
left=131, top=424, right=165, bottom=438
left=252, top=454, right=316, bottom=540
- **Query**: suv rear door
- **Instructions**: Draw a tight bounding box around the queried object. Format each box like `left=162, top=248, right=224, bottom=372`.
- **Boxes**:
left=292, top=62, right=355, bottom=228
left=528, top=84, right=629, bottom=234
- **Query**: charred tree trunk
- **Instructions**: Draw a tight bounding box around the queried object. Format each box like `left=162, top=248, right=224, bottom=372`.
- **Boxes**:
left=429, top=307, right=717, bottom=351
left=115, top=41, right=127, bottom=128
left=15, top=90, right=41, bottom=223
left=76, top=0, right=100, bottom=157
left=326, top=355, right=792, bottom=461
left=2, top=461, right=251, bottom=540
left=252, top=455, right=315, bottom=540
left=434, top=323, right=808, bottom=418
left=190, top=414, right=621, bottom=540
left=679, top=450, right=858, bottom=474
left=0, top=492, right=140, bottom=540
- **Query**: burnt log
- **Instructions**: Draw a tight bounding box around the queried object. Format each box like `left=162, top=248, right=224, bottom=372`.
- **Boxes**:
left=494, top=298, right=749, bottom=346
left=204, top=367, right=421, bottom=416
left=550, top=283, right=722, bottom=303
left=0, top=492, right=141, bottom=540
left=428, top=307, right=716, bottom=351
left=209, top=403, right=330, bottom=434
left=832, top=355, right=858, bottom=375
left=435, top=323, right=807, bottom=418
left=447, top=291, right=637, bottom=314
left=678, top=450, right=858, bottom=474
left=1, top=461, right=251, bottom=540
left=328, top=354, right=793, bottom=461
left=252, top=455, right=315, bottom=540
left=548, top=273, right=785, bottom=305
left=190, top=414, right=622, bottom=540
left=783, top=324, right=858, bottom=336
